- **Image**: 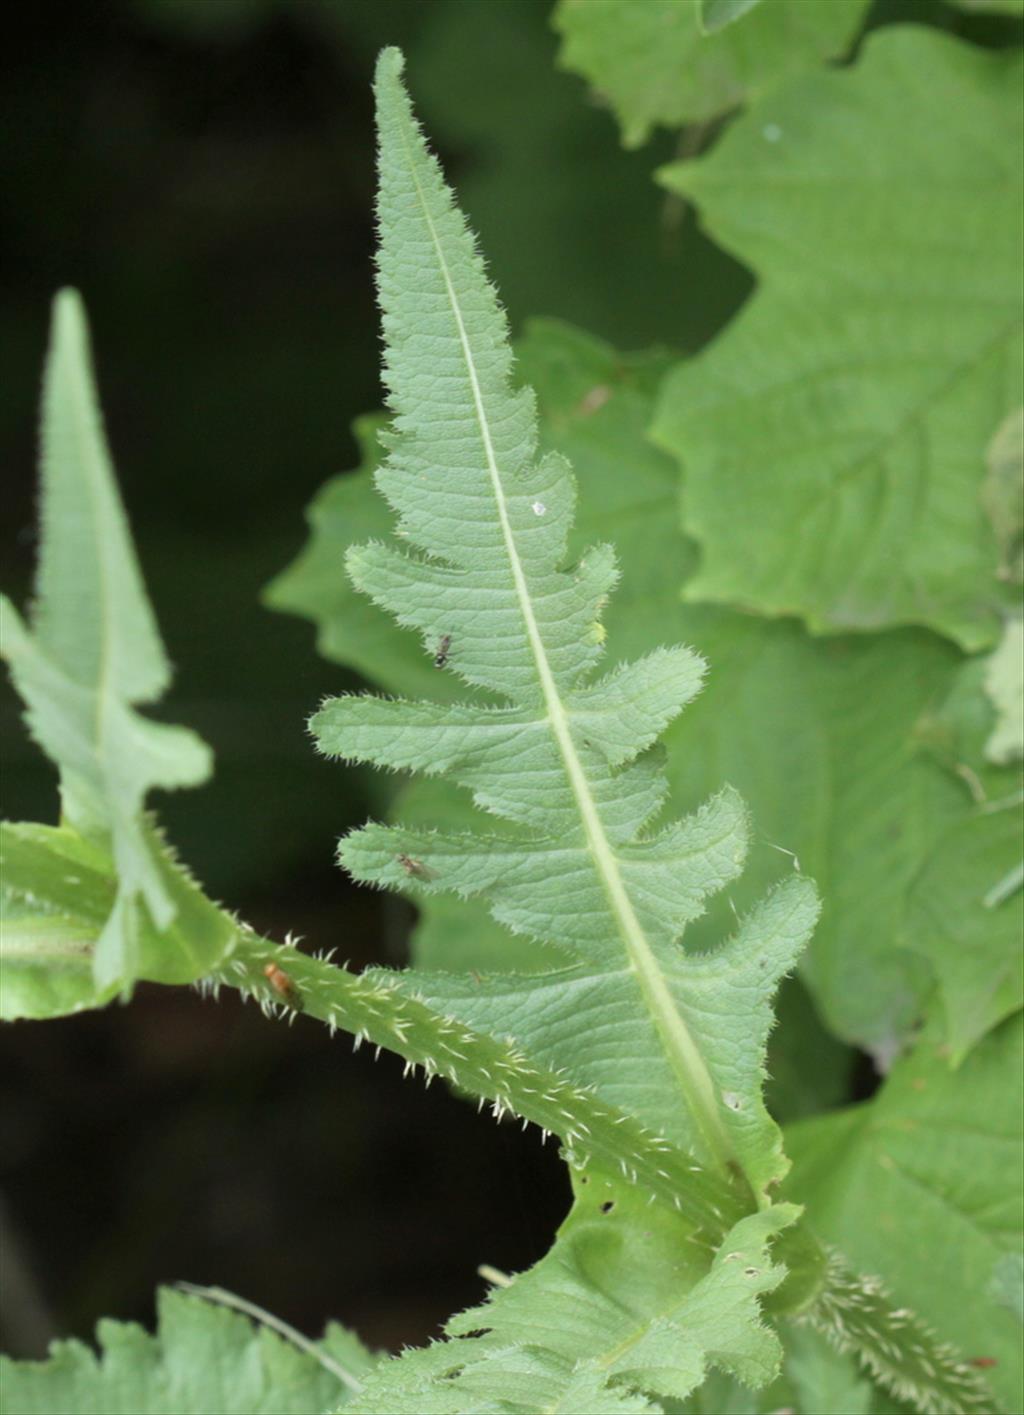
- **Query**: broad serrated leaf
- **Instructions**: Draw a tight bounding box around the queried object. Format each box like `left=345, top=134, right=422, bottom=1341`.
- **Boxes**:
left=786, top=1015, right=1023, bottom=1414
left=553, top=0, right=867, bottom=147
left=312, top=47, right=819, bottom=1205
left=653, top=27, right=1023, bottom=649
left=0, top=1287, right=373, bottom=1415
left=347, top=1178, right=796, bottom=1414
left=1, top=291, right=226, bottom=994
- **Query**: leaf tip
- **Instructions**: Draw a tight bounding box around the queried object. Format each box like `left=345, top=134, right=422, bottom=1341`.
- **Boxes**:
left=374, top=45, right=406, bottom=90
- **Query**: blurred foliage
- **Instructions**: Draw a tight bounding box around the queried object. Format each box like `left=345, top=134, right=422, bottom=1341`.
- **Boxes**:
left=554, top=0, right=868, bottom=145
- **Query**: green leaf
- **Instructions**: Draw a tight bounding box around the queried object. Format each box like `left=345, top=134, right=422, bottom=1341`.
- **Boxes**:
left=313, top=46, right=820, bottom=1206
left=1, top=291, right=224, bottom=994
left=554, top=0, right=867, bottom=147
left=786, top=1015, right=1024, bottom=1414
left=654, top=27, right=1024, bottom=649
left=0, top=822, right=237, bottom=1021
left=0, top=1286, right=373, bottom=1414
left=901, top=795, right=1023, bottom=1063
left=347, top=1179, right=797, bottom=1414
left=700, top=0, right=763, bottom=34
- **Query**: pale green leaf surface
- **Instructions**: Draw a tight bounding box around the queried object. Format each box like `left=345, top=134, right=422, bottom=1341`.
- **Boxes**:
left=314, top=47, right=820, bottom=1202
left=654, top=27, right=1024, bottom=649
left=785, top=1015, right=1024, bottom=1413
left=553, top=0, right=867, bottom=147
left=700, top=0, right=763, bottom=36
left=0, top=1287, right=372, bottom=1415
left=347, top=1178, right=795, bottom=1414
left=0, top=821, right=237, bottom=1021
left=1, top=291, right=224, bottom=993
left=981, top=407, right=1023, bottom=585
left=983, top=617, right=1024, bottom=763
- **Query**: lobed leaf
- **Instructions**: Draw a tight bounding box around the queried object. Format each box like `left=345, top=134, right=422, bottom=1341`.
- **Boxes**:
left=1, top=291, right=228, bottom=994
left=345, top=1178, right=797, bottom=1414
left=312, top=46, right=820, bottom=1208
left=0, top=1286, right=374, bottom=1414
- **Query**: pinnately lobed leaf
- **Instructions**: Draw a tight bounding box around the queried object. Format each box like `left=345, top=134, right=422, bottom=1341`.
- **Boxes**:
left=0, top=291, right=230, bottom=997
left=0, top=1286, right=375, bottom=1414
left=312, top=46, right=820, bottom=1212
left=305, top=50, right=999, bottom=1415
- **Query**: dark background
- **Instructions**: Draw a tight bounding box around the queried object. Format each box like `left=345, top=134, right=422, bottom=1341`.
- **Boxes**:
left=0, top=0, right=1012, bottom=1361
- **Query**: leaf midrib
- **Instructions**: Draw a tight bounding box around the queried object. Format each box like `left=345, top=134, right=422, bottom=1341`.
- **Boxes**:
left=394, top=113, right=741, bottom=1185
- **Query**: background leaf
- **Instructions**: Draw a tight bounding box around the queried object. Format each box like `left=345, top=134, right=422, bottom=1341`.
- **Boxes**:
left=786, top=1014, right=1024, bottom=1413
left=553, top=0, right=868, bottom=146
left=654, top=26, right=1023, bottom=649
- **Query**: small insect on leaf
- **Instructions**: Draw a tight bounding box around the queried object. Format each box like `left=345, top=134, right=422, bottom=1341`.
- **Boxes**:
left=434, top=634, right=452, bottom=669
left=263, top=962, right=304, bottom=1012
left=397, top=853, right=433, bottom=880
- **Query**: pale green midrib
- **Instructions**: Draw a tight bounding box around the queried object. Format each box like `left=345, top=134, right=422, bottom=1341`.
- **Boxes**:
left=392, top=108, right=739, bottom=1181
